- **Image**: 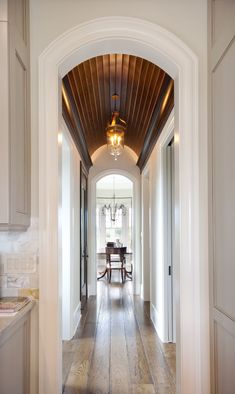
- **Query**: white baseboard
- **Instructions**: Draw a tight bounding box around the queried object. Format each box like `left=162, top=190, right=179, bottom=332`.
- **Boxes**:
left=140, top=283, right=144, bottom=300
left=140, top=283, right=151, bottom=302
left=72, top=302, right=81, bottom=337
left=150, top=302, right=167, bottom=342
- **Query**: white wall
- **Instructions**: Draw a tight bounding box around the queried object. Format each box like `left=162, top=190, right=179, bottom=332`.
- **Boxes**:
left=142, top=112, right=174, bottom=342
left=209, top=1, right=235, bottom=392
left=61, top=123, right=81, bottom=339
left=89, top=145, right=141, bottom=295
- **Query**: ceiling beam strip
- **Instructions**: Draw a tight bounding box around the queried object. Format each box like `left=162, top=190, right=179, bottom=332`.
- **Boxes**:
left=62, top=77, right=93, bottom=171
left=70, top=70, right=90, bottom=139
left=137, top=76, right=174, bottom=171
left=119, top=54, right=129, bottom=118
left=130, top=63, right=156, bottom=152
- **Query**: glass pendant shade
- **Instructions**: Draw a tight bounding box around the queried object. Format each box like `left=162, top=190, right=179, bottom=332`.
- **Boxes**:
left=106, top=111, right=126, bottom=160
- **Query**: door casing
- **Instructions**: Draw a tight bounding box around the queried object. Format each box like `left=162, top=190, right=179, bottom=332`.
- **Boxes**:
left=38, top=17, right=210, bottom=394
left=80, top=162, right=88, bottom=308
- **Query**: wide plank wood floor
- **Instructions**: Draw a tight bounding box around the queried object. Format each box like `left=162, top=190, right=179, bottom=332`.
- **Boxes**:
left=63, top=274, right=176, bottom=393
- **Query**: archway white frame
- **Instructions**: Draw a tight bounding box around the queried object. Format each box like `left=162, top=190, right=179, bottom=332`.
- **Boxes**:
left=141, top=164, right=150, bottom=302
left=89, top=168, right=140, bottom=297
left=160, top=111, right=175, bottom=343
left=38, top=17, right=210, bottom=394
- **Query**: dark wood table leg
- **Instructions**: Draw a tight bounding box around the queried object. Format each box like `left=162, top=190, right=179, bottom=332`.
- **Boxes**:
left=97, top=268, right=108, bottom=280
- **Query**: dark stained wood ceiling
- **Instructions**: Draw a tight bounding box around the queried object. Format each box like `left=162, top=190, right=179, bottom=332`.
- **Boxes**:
left=62, top=54, right=174, bottom=171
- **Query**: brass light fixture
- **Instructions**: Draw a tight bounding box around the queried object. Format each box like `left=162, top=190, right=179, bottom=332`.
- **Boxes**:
left=101, top=176, right=127, bottom=221
left=106, top=110, right=126, bottom=160
left=106, top=55, right=126, bottom=160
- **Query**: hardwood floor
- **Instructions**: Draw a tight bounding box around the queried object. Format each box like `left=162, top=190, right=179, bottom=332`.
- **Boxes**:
left=63, top=275, right=176, bottom=393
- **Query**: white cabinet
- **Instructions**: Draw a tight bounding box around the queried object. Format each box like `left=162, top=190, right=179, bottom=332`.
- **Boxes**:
left=0, top=302, right=38, bottom=394
left=210, top=1, right=235, bottom=392
left=0, top=0, right=30, bottom=230
left=0, top=313, right=30, bottom=394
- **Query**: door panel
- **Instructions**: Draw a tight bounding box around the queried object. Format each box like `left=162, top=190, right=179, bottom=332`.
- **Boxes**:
left=80, top=163, right=88, bottom=308
left=210, top=2, right=235, bottom=392
left=166, top=138, right=175, bottom=343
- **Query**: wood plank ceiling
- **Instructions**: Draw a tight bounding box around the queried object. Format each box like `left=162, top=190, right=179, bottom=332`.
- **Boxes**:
left=62, top=54, right=174, bottom=171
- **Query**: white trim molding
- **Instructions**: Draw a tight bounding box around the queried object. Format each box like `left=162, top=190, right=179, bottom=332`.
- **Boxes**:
left=88, top=165, right=140, bottom=297
left=72, top=302, right=81, bottom=338
left=160, top=111, right=175, bottom=343
left=38, top=17, right=210, bottom=394
left=141, top=163, right=151, bottom=302
left=150, top=302, right=164, bottom=341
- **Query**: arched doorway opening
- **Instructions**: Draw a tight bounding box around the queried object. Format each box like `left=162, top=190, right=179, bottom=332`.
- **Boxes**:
left=96, top=174, right=133, bottom=282
left=88, top=150, right=141, bottom=297
left=38, top=17, right=209, bottom=393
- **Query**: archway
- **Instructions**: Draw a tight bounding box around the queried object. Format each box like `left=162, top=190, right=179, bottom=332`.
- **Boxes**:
left=96, top=174, right=134, bottom=281
left=89, top=161, right=140, bottom=297
left=38, top=17, right=209, bottom=393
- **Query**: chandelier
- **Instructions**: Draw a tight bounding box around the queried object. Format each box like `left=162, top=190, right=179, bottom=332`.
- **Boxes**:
left=106, top=55, right=126, bottom=160
left=101, top=196, right=127, bottom=222
left=101, top=176, right=127, bottom=222
left=106, top=111, right=126, bottom=160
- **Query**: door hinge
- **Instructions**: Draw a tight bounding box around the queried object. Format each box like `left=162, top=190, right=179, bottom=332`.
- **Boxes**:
left=168, top=266, right=171, bottom=276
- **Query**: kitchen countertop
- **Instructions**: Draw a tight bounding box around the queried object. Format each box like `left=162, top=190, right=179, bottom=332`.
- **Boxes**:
left=0, top=299, right=36, bottom=340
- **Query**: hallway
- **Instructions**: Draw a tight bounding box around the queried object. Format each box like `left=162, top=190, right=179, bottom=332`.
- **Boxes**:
left=63, top=277, right=176, bottom=393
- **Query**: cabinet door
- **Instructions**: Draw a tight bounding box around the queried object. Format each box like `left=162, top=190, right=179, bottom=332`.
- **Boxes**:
left=9, top=0, right=30, bottom=228
left=0, top=315, right=30, bottom=394
left=210, top=1, right=235, bottom=392
left=0, top=21, right=10, bottom=225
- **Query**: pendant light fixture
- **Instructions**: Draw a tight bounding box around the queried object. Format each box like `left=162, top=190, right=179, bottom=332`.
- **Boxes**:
left=101, top=176, right=127, bottom=221
left=106, top=55, right=126, bottom=160
left=106, top=110, right=126, bottom=160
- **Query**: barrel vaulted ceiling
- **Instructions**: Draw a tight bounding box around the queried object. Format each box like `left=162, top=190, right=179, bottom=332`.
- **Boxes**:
left=62, top=54, right=174, bottom=171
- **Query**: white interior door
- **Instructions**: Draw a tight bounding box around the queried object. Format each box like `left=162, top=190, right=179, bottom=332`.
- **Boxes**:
left=80, top=163, right=88, bottom=309
left=61, top=134, right=71, bottom=340
left=142, top=170, right=150, bottom=302
left=166, top=138, right=176, bottom=343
